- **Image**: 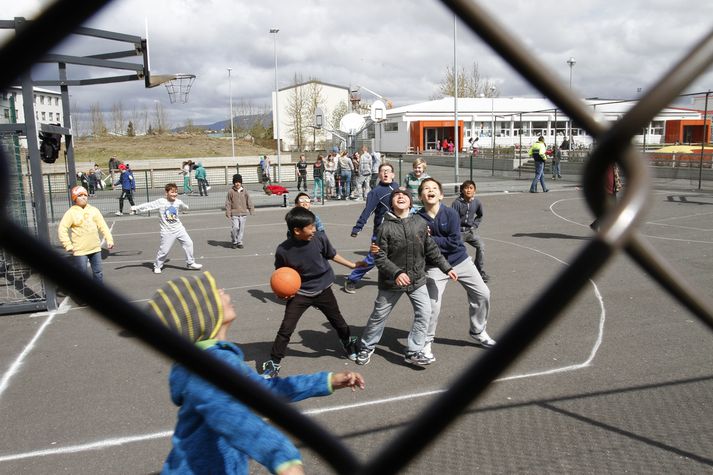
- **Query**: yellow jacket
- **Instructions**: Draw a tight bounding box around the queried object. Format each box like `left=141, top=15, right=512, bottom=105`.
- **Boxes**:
left=58, top=204, right=113, bottom=256
left=529, top=141, right=547, bottom=161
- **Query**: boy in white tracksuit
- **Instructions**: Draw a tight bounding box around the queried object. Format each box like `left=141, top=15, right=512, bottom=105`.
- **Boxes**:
left=132, top=183, right=203, bottom=274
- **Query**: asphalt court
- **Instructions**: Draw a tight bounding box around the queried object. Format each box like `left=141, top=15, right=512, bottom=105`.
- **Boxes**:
left=1, top=183, right=712, bottom=473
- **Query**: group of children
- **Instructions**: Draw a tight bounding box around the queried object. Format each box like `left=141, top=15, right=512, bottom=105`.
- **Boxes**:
left=56, top=157, right=494, bottom=473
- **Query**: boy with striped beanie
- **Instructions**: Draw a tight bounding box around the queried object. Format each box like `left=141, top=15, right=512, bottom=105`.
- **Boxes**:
left=148, top=272, right=365, bottom=475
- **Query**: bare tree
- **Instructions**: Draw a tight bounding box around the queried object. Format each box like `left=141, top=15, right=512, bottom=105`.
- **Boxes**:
left=153, top=101, right=168, bottom=135
left=328, top=101, right=348, bottom=132
left=89, top=102, right=107, bottom=137
left=286, top=73, right=309, bottom=151
left=305, top=79, right=325, bottom=150
left=110, top=101, right=124, bottom=134
left=434, top=62, right=497, bottom=99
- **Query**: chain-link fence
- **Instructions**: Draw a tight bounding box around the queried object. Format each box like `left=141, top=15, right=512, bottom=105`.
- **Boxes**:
left=1, top=0, right=713, bottom=473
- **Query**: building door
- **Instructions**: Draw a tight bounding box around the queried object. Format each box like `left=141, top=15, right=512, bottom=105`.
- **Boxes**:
left=425, top=128, right=438, bottom=151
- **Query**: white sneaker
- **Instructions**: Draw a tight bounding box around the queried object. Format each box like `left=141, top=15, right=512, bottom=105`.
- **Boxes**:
left=423, top=342, right=436, bottom=363
left=153, top=266, right=162, bottom=274
left=470, top=330, right=496, bottom=348
left=206, top=186, right=211, bottom=191
left=186, top=262, right=203, bottom=270
left=115, top=211, right=123, bottom=216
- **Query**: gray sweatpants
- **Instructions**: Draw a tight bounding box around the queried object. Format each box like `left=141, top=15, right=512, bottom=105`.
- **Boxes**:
left=230, top=216, right=247, bottom=245
left=154, top=229, right=195, bottom=269
left=425, top=258, right=490, bottom=343
left=360, top=285, right=431, bottom=354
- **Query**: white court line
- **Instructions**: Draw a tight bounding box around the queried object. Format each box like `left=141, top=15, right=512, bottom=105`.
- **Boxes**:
left=0, top=235, right=607, bottom=462
left=0, top=297, right=71, bottom=401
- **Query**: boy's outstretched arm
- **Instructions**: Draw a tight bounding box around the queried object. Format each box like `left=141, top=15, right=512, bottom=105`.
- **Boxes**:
left=331, top=253, right=366, bottom=269
left=330, top=371, right=366, bottom=392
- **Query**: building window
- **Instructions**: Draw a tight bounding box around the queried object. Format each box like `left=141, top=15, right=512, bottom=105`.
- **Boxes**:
left=49, top=112, right=54, bottom=121
left=40, top=95, right=45, bottom=105
left=41, top=112, right=46, bottom=121
left=3, top=109, right=8, bottom=119
left=55, top=97, right=59, bottom=106
left=650, top=121, right=664, bottom=135
left=384, top=122, right=398, bottom=132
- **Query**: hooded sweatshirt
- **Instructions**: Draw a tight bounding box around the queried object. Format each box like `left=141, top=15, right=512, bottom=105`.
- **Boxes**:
left=58, top=203, right=113, bottom=255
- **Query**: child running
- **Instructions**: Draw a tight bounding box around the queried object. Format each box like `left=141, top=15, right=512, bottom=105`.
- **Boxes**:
left=451, top=180, right=490, bottom=282
left=132, top=183, right=203, bottom=273
left=225, top=174, right=254, bottom=249
left=417, top=178, right=495, bottom=363
left=147, top=272, right=365, bottom=475
left=263, top=207, right=366, bottom=378
left=355, top=187, right=456, bottom=367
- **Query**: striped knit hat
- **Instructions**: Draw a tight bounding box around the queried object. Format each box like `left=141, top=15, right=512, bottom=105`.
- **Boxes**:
left=147, top=272, right=224, bottom=343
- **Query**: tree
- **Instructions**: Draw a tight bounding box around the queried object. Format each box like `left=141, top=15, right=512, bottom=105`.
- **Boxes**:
left=153, top=101, right=168, bottom=135
left=89, top=102, right=107, bottom=137
left=434, top=61, right=498, bottom=99
left=286, top=73, right=309, bottom=151
left=110, top=101, right=124, bottom=134
left=305, top=80, right=325, bottom=150
left=127, top=121, right=135, bottom=137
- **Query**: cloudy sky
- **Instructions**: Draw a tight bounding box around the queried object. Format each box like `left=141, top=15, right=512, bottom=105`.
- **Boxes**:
left=4, top=0, right=713, bottom=128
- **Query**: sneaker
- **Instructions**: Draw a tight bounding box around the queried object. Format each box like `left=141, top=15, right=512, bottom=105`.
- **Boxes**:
left=343, top=280, right=356, bottom=294
left=262, top=360, right=281, bottom=378
left=470, top=330, right=496, bottom=348
left=236, top=243, right=244, bottom=249
left=186, top=262, right=203, bottom=270
left=404, top=351, right=432, bottom=366
left=231, top=243, right=238, bottom=249
left=423, top=342, right=436, bottom=363
left=153, top=266, right=162, bottom=274
left=341, top=336, right=359, bottom=361
left=355, top=347, right=375, bottom=366
left=115, top=211, right=123, bottom=216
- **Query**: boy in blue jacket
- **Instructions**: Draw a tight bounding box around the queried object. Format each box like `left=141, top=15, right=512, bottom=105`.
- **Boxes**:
left=417, top=178, right=495, bottom=363
left=148, top=272, right=365, bottom=475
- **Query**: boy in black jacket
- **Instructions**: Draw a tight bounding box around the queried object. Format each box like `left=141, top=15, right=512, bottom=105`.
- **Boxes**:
left=263, top=207, right=366, bottom=378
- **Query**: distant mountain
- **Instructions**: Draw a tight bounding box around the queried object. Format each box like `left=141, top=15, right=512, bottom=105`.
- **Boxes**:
left=173, top=112, right=272, bottom=133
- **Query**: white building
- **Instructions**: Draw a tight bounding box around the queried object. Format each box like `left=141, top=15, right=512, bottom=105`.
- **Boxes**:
left=1, top=86, right=64, bottom=148
left=272, top=80, right=349, bottom=152
left=375, top=97, right=705, bottom=154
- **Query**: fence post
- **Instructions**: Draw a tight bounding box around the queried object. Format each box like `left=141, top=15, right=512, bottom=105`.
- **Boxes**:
left=46, top=174, right=55, bottom=222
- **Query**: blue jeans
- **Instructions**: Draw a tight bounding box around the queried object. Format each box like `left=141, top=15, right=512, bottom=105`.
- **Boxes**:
left=73, top=251, right=103, bottom=282
left=530, top=161, right=548, bottom=192
left=347, top=250, right=374, bottom=283
left=339, top=170, right=351, bottom=198
left=551, top=161, right=561, bottom=177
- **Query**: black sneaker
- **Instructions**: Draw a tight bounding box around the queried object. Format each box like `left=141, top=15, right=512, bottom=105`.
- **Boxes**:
left=404, top=351, right=432, bottom=366
left=342, top=336, right=359, bottom=361
left=355, top=347, right=374, bottom=365
left=262, top=360, right=281, bottom=379
left=236, top=243, right=244, bottom=249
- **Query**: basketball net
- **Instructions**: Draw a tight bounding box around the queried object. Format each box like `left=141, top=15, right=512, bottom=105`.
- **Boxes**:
left=163, top=74, right=196, bottom=104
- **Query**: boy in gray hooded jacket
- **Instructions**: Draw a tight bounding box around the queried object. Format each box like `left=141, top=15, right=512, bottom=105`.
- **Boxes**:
left=355, top=187, right=456, bottom=367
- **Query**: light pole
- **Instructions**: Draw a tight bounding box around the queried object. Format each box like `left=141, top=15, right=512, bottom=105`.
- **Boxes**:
left=228, top=68, right=235, bottom=160
left=453, top=14, right=460, bottom=193
left=270, top=28, right=281, bottom=182
left=490, top=85, right=496, bottom=176
left=566, top=57, right=576, bottom=149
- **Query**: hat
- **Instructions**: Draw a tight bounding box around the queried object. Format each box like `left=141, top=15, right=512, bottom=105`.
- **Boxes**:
left=232, top=173, right=243, bottom=184
left=146, top=272, right=224, bottom=343
left=391, top=186, right=413, bottom=207
left=118, top=164, right=127, bottom=170
left=70, top=186, right=88, bottom=202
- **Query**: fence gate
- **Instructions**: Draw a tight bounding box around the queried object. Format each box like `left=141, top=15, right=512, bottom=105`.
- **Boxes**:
left=0, top=131, right=46, bottom=314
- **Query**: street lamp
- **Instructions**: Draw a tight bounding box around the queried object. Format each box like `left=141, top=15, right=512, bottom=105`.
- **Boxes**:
left=566, top=57, right=576, bottom=148
left=228, top=68, right=235, bottom=160
left=490, top=85, right=496, bottom=176
left=270, top=28, right=281, bottom=182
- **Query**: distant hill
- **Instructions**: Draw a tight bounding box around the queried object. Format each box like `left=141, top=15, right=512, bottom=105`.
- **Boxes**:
left=175, top=112, right=273, bottom=133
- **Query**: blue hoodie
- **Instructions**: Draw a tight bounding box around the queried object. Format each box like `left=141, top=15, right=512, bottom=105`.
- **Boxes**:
left=417, top=205, right=469, bottom=267
left=162, top=341, right=332, bottom=474
left=351, top=181, right=400, bottom=236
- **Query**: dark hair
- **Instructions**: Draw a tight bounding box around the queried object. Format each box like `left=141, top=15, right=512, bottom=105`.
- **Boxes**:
left=459, top=180, right=477, bottom=195
left=165, top=183, right=178, bottom=192
left=417, top=177, right=442, bottom=196
left=294, top=192, right=311, bottom=204
left=378, top=162, right=394, bottom=173
left=285, top=206, right=315, bottom=231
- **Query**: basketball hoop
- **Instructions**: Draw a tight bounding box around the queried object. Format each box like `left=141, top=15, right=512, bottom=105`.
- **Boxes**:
left=161, top=73, right=196, bottom=104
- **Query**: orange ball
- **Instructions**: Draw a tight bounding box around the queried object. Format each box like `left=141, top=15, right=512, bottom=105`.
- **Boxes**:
left=270, top=267, right=301, bottom=299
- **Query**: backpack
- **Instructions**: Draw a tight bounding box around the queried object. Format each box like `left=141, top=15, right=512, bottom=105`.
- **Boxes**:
left=359, top=154, right=372, bottom=175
